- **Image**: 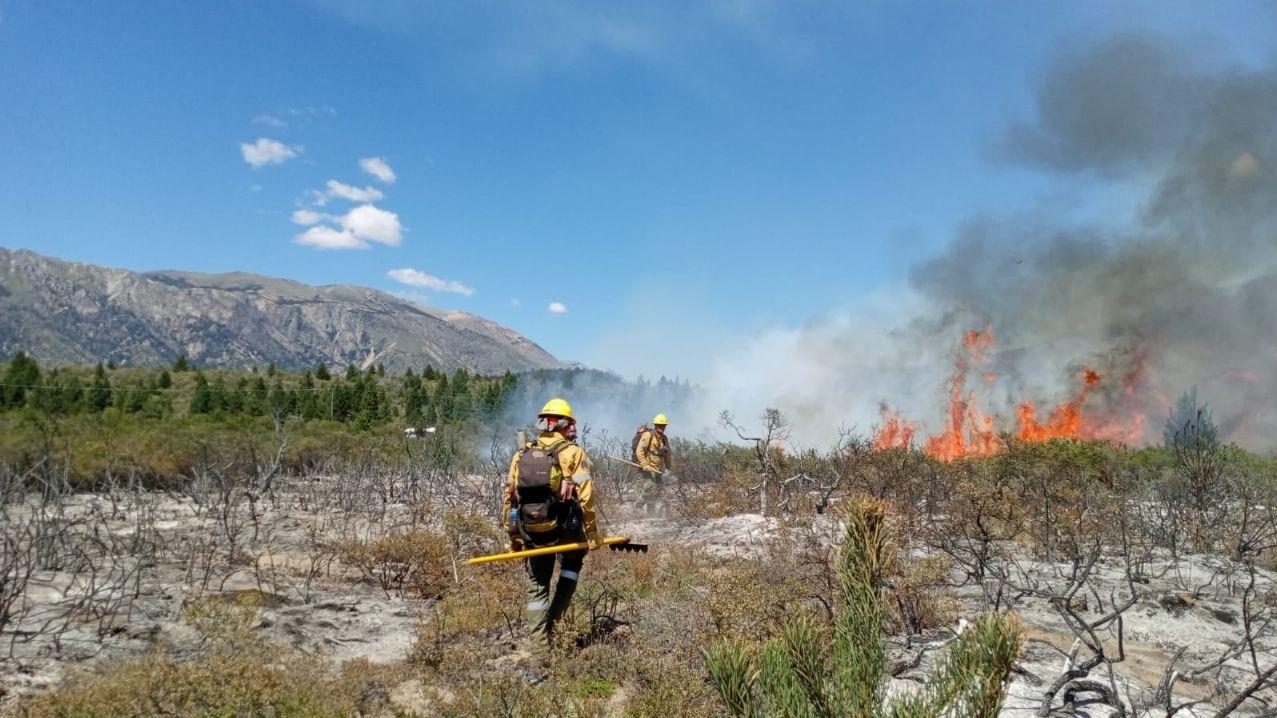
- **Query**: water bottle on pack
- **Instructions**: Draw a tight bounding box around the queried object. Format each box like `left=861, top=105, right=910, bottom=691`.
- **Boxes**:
left=507, top=507, right=521, bottom=539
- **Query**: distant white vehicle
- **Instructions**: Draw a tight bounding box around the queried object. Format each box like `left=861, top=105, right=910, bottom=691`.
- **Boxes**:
left=404, top=426, right=437, bottom=438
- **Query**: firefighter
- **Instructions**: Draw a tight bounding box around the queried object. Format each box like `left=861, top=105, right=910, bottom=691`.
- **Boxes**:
left=502, top=398, right=602, bottom=644
left=634, top=413, right=673, bottom=516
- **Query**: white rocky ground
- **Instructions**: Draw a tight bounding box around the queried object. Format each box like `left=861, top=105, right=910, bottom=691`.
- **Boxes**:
left=2, top=492, right=1273, bottom=716
left=615, top=511, right=1276, bottom=717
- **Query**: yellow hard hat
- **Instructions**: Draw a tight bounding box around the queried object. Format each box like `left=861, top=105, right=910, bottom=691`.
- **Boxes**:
left=653, top=413, right=669, bottom=425
left=539, top=398, right=574, bottom=420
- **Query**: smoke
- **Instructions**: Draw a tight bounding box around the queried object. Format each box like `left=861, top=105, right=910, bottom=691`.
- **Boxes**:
left=654, top=34, right=1277, bottom=451
left=501, top=368, right=695, bottom=447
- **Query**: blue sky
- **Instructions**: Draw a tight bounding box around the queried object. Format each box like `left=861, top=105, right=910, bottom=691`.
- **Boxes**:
left=1, top=1, right=1272, bottom=374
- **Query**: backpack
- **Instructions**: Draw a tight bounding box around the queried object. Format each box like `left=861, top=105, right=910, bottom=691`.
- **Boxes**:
left=630, top=424, right=650, bottom=463
left=515, top=439, right=571, bottom=544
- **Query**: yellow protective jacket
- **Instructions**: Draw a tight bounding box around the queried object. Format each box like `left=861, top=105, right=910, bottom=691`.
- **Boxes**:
left=503, top=431, right=601, bottom=545
left=636, top=429, right=672, bottom=474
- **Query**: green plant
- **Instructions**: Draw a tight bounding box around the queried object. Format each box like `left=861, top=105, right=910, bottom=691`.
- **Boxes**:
left=705, top=497, right=1021, bottom=718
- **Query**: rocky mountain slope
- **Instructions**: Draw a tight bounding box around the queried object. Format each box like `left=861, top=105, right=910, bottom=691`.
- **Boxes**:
left=0, top=248, right=562, bottom=373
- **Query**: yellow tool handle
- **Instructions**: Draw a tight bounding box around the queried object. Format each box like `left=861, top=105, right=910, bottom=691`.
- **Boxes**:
left=606, top=455, right=645, bottom=470
left=467, top=536, right=631, bottom=565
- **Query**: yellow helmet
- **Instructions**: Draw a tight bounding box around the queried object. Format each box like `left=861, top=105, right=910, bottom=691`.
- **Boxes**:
left=539, top=398, right=574, bottom=420
left=653, top=413, right=669, bottom=425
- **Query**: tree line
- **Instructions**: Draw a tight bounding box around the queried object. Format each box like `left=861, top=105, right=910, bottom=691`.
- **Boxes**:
left=0, top=351, right=521, bottom=431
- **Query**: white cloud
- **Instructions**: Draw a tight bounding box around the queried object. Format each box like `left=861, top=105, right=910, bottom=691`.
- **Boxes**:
left=294, top=225, right=366, bottom=250
left=511, top=298, right=522, bottom=307
left=325, top=179, right=384, bottom=203
left=291, top=209, right=331, bottom=226
left=248, top=184, right=263, bottom=192
left=341, top=204, right=402, bottom=246
left=287, top=105, right=337, bottom=117
left=547, top=302, right=568, bottom=314
left=240, top=137, right=300, bottom=168
left=252, top=114, right=287, bottom=128
left=387, top=268, right=475, bottom=296
left=292, top=204, right=402, bottom=250
left=359, top=157, right=397, bottom=184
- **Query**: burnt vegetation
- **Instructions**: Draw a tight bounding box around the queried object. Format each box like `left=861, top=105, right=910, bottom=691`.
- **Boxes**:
left=0, top=356, right=1273, bottom=717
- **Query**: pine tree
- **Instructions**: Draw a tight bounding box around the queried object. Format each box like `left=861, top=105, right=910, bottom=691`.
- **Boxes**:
left=225, top=378, right=247, bottom=414
left=28, top=367, right=60, bottom=413
left=1, top=351, right=41, bottom=408
left=88, top=363, right=112, bottom=411
left=157, top=370, right=172, bottom=389
left=266, top=361, right=277, bottom=377
left=61, top=375, right=85, bottom=413
left=452, top=368, right=470, bottom=395
left=268, top=380, right=292, bottom=416
left=480, top=381, right=503, bottom=417
left=207, top=377, right=229, bottom=414
left=402, top=369, right=425, bottom=426
left=706, top=497, right=1021, bottom=718
left=250, top=376, right=269, bottom=415
left=315, top=363, right=330, bottom=381
left=172, top=355, right=189, bottom=372
left=189, top=373, right=214, bottom=415
left=1163, top=388, right=1219, bottom=451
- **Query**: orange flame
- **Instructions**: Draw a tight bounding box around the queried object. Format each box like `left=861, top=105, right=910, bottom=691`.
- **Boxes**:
left=918, top=325, right=1003, bottom=461
left=872, top=404, right=917, bottom=450
left=873, top=326, right=1151, bottom=460
left=1016, top=369, right=1100, bottom=442
left=963, top=325, right=995, bottom=364
left=1077, top=351, right=1148, bottom=445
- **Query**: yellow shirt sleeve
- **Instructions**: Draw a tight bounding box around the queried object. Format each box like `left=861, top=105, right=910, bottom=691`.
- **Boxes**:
left=501, top=450, right=520, bottom=528
left=560, top=444, right=600, bottom=542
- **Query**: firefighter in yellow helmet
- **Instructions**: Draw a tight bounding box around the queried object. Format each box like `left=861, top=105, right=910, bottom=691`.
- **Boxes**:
left=634, top=413, right=673, bottom=516
left=501, top=398, right=603, bottom=644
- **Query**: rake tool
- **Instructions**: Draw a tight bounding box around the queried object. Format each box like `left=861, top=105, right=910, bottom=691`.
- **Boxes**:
left=467, top=536, right=647, bottom=565
left=607, top=456, right=679, bottom=484
left=606, top=455, right=646, bottom=470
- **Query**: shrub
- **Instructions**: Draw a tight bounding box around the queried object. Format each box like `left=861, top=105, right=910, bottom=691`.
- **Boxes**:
left=705, top=496, right=1021, bottom=718
left=339, top=528, right=453, bottom=597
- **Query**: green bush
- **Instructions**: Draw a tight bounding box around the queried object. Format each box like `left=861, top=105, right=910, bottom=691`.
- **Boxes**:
left=705, top=497, right=1021, bottom=718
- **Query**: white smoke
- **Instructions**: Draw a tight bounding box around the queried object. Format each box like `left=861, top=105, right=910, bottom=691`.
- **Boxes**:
left=589, top=34, right=1277, bottom=452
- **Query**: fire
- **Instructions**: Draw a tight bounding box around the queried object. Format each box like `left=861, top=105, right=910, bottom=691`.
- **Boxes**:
left=1076, top=351, right=1148, bottom=445
left=919, top=325, right=1003, bottom=461
left=871, top=326, right=1150, bottom=460
left=1015, top=369, right=1100, bottom=442
left=872, top=404, right=917, bottom=450
left=963, top=325, right=995, bottom=364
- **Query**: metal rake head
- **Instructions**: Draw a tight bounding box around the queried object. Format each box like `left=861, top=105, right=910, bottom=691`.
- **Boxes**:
left=608, top=542, right=648, bottom=553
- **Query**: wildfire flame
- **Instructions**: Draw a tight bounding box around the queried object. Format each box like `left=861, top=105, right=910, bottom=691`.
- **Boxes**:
left=871, top=326, right=1149, bottom=460
left=872, top=403, right=917, bottom=451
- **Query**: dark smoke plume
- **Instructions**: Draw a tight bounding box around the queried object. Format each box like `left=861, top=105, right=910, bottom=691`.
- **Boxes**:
left=692, top=34, right=1277, bottom=451
left=911, top=34, right=1277, bottom=448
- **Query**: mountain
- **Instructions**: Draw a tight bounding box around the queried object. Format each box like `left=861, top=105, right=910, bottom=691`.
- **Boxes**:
left=0, top=248, right=562, bottom=374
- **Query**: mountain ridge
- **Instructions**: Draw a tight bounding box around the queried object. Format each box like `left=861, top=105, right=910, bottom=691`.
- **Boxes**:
left=0, top=248, right=561, bottom=374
